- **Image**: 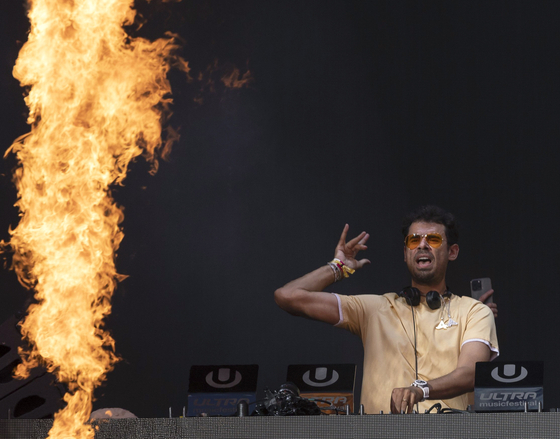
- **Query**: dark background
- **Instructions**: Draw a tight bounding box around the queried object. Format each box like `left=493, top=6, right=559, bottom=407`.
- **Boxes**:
left=1, top=0, right=559, bottom=416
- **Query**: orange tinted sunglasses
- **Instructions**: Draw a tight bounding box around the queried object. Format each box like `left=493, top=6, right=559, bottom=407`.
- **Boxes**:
left=404, top=233, right=444, bottom=249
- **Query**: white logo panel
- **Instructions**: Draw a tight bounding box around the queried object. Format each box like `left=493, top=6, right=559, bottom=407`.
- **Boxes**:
left=302, top=368, right=339, bottom=387
left=491, top=365, right=528, bottom=383
left=205, top=368, right=242, bottom=388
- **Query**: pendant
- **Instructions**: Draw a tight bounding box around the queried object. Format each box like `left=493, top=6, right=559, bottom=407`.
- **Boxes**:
left=436, top=319, right=448, bottom=330
left=446, top=318, right=458, bottom=328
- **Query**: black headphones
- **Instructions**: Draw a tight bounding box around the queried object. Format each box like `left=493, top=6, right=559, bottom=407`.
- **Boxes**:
left=398, top=286, right=451, bottom=310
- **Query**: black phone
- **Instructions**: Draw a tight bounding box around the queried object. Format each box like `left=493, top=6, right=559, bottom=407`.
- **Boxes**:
left=470, top=278, right=493, bottom=303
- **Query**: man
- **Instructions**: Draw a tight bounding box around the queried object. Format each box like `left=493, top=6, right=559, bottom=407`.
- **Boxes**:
left=274, top=205, right=498, bottom=414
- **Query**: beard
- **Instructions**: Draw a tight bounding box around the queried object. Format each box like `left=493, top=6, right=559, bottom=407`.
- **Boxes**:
left=411, top=268, right=439, bottom=286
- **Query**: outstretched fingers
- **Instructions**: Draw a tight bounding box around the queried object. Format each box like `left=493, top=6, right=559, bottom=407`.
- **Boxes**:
left=338, top=225, right=369, bottom=248
left=335, top=225, right=370, bottom=268
left=337, top=224, right=350, bottom=248
left=349, top=230, right=369, bottom=246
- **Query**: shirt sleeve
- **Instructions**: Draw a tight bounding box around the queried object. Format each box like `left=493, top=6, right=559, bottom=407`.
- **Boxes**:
left=460, top=300, right=499, bottom=359
left=334, top=294, right=386, bottom=337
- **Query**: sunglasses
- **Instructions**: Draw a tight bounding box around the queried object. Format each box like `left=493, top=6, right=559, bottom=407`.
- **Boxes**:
left=404, top=233, right=445, bottom=249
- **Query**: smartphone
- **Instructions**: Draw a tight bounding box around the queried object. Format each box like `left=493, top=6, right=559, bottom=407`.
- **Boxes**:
left=470, top=278, right=493, bottom=303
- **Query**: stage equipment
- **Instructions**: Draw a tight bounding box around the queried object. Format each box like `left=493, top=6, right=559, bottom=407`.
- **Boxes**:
left=252, top=383, right=321, bottom=416
left=286, top=364, right=356, bottom=413
left=0, top=316, right=64, bottom=419
left=4, top=413, right=560, bottom=439
left=187, top=364, right=258, bottom=416
left=90, top=408, right=136, bottom=419
left=474, top=361, right=544, bottom=412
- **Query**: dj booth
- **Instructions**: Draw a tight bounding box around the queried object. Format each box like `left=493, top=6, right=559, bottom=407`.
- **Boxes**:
left=2, top=413, right=560, bottom=439
left=0, top=358, right=553, bottom=438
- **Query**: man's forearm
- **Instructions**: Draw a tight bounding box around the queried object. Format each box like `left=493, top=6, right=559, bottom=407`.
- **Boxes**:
left=425, top=365, right=475, bottom=400
left=426, top=341, right=491, bottom=400
left=393, top=365, right=476, bottom=414
left=274, top=266, right=340, bottom=324
left=391, top=342, right=491, bottom=413
left=279, top=265, right=336, bottom=294
left=274, top=225, right=369, bottom=325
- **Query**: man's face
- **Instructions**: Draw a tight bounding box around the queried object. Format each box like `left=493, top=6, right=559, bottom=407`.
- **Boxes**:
left=403, top=221, right=459, bottom=287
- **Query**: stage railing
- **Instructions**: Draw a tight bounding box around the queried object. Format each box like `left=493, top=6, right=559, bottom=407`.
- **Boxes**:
left=2, top=412, right=560, bottom=439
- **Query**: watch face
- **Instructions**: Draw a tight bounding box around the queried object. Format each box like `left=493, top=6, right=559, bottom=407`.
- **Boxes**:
left=414, top=380, right=427, bottom=387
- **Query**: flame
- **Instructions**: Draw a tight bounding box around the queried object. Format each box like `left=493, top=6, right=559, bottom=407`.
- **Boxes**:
left=192, top=60, right=252, bottom=103
left=221, top=66, right=252, bottom=89
left=8, top=0, right=178, bottom=437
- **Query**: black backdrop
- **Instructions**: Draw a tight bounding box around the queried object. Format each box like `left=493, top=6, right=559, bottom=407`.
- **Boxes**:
left=0, top=1, right=559, bottom=417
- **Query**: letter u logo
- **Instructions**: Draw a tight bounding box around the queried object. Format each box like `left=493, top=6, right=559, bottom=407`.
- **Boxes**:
left=302, top=367, right=339, bottom=387
left=205, top=368, right=242, bottom=388
left=491, top=364, right=528, bottom=383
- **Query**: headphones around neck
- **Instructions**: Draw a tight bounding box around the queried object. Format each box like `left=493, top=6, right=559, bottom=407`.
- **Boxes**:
left=398, top=286, right=451, bottom=310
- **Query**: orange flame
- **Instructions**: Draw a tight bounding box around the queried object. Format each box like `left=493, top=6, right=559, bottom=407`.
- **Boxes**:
left=221, top=66, right=252, bottom=89
left=7, top=0, right=178, bottom=437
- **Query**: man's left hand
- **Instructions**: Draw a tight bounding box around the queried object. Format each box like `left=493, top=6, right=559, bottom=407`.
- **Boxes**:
left=390, top=386, right=424, bottom=414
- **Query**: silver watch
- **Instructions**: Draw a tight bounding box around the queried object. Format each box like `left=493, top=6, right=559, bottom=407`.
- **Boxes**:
left=411, top=379, right=429, bottom=401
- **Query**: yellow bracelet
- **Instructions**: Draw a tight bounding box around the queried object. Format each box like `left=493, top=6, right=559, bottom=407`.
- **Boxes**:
left=331, top=258, right=355, bottom=278
left=342, top=265, right=355, bottom=277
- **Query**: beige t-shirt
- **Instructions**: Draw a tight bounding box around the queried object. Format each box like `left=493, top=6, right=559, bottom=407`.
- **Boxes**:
left=335, top=293, right=499, bottom=414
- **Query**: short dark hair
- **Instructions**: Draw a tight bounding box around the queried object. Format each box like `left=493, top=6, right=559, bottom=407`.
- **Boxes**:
left=401, top=205, right=459, bottom=246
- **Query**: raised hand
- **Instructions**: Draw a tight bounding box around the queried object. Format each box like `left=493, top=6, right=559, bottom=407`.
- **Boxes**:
left=334, top=224, right=371, bottom=271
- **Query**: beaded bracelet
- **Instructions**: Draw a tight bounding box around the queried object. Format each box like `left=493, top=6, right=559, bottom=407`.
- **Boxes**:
left=327, top=262, right=342, bottom=282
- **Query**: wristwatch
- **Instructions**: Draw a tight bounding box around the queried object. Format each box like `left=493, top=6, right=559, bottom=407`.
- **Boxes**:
left=411, top=379, right=429, bottom=401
